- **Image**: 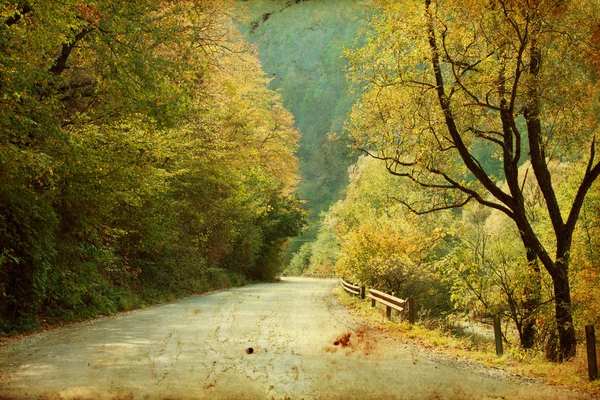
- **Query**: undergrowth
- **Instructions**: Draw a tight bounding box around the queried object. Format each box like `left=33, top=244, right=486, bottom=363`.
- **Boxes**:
left=0, top=269, right=252, bottom=339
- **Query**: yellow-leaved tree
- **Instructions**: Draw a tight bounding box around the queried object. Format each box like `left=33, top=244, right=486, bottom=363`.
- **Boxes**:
left=347, top=0, right=600, bottom=360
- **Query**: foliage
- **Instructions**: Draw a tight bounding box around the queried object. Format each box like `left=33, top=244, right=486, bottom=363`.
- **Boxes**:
left=346, top=0, right=600, bottom=360
left=441, top=204, right=554, bottom=349
left=0, top=0, right=303, bottom=334
left=286, top=242, right=313, bottom=276
left=304, top=215, right=339, bottom=274
left=236, top=0, right=365, bottom=253
left=330, top=156, right=453, bottom=315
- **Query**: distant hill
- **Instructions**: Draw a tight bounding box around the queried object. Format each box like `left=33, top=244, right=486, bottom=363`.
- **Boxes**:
left=237, top=0, right=364, bottom=247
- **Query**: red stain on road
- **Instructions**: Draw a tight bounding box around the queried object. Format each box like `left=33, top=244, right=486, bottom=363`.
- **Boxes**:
left=333, top=332, right=351, bottom=347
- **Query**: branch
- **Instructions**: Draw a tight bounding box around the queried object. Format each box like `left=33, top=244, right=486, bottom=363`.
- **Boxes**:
left=467, top=127, right=505, bottom=148
left=356, top=147, right=417, bottom=168
left=524, top=34, right=565, bottom=236
left=424, top=0, right=516, bottom=212
left=429, top=167, right=515, bottom=217
left=49, top=27, right=91, bottom=76
left=378, top=150, right=516, bottom=218
left=566, top=137, right=600, bottom=234
left=391, top=195, right=474, bottom=215
left=4, top=3, right=32, bottom=26
left=520, top=167, right=529, bottom=193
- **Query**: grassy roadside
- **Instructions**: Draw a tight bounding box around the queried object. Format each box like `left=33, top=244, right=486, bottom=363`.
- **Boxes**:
left=333, top=286, right=600, bottom=398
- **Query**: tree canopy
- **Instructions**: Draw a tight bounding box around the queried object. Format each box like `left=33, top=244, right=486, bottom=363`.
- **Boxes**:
left=0, top=0, right=304, bottom=333
left=345, top=0, right=600, bottom=360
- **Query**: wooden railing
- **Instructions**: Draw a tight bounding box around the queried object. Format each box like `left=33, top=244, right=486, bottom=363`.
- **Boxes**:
left=340, top=279, right=414, bottom=324
left=340, top=279, right=360, bottom=296
left=303, top=273, right=338, bottom=279
left=367, top=288, right=415, bottom=324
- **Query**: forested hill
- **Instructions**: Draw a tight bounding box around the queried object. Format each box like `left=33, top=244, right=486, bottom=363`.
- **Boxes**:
left=237, top=0, right=363, bottom=243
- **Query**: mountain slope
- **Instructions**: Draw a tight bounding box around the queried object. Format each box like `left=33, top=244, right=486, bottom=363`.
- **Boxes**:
left=237, top=0, right=364, bottom=246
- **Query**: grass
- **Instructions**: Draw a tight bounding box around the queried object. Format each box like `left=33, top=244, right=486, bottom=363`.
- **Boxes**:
left=334, top=286, right=600, bottom=397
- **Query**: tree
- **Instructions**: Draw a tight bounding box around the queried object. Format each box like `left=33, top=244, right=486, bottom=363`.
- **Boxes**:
left=444, top=204, right=555, bottom=349
left=331, top=156, right=453, bottom=314
left=347, top=0, right=600, bottom=360
left=0, top=0, right=303, bottom=333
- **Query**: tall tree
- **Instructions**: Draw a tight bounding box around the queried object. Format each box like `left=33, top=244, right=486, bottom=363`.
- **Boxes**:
left=347, top=0, right=600, bottom=360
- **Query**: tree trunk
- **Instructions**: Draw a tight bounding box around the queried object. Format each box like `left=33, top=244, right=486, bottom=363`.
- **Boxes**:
left=553, top=263, right=577, bottom=360
left=520, top=307, right=536, bottom=348
left=521, top=279, right=539, bottom=347
left=520, top=245, right=541, bottom=349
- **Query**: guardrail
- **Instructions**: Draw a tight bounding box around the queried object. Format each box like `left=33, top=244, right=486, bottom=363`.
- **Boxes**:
left=367, top=288, right=414, bottom=324
left=303, top=274, right=338, bottom=279
left=340, top=279, right=413, bottom=324
left=340, top=279, right=361, bottom=296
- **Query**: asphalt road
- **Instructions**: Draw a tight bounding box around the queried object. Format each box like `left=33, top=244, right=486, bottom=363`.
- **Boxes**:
left=0, top=277, right=591, bottom=399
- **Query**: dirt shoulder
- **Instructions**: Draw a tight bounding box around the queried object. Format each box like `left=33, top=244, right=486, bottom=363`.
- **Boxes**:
left=332, top=284, right=599, bottom=399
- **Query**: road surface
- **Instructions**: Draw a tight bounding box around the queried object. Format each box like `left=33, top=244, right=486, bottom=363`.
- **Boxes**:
left=0, top=277, right=590, bottom=399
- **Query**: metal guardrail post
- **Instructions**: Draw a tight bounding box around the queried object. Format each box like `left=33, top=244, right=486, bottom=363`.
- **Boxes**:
left=586, top=325, right=598, bottom=380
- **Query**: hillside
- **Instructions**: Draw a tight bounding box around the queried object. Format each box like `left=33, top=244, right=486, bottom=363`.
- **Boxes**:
left=237, top=0, right=364, bottom=247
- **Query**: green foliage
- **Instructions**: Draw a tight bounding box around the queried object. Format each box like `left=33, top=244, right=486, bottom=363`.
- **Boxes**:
left=305, top=216, right=339, bottom=274
left=329, top=156, right=453, bottom=316
left=286, top=242, right=313, bottom=276
left=237, top=0, right=365, bottom=250
left=441, top=204, right=550, bottom=347
left=346, top=0, right=600, bottom=359
left=0, top=0, right=304, bottom=334
left=439, top=161, right=600, bottom=351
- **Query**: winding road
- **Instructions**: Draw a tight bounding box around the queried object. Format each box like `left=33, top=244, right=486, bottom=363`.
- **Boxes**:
left=0, top=278, right=590, bottom=399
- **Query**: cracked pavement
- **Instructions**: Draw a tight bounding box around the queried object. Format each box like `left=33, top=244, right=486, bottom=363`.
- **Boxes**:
left=0, top=277, right=592, bottom=399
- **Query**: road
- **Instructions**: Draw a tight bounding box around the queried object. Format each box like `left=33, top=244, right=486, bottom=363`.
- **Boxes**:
left=0, top=277, right=590, bottom=399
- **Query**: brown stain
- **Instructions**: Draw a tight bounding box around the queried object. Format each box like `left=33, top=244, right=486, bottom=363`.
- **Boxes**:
left=333, top=332, right=351, bottom=347
left=354, top=328, right=376, bottom=356
left=326, top=328, right=380, bottom=357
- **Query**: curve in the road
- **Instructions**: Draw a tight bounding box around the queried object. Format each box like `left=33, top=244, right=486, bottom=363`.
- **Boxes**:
left=0, top=277, right=591, bottom=399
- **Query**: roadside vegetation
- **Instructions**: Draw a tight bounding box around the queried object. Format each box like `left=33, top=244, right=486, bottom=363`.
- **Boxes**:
left=335, top=286, right=600, bottom=397
left=0, top=0, right=304, bottom=335
left=293, top=0, right=600, bottom=374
